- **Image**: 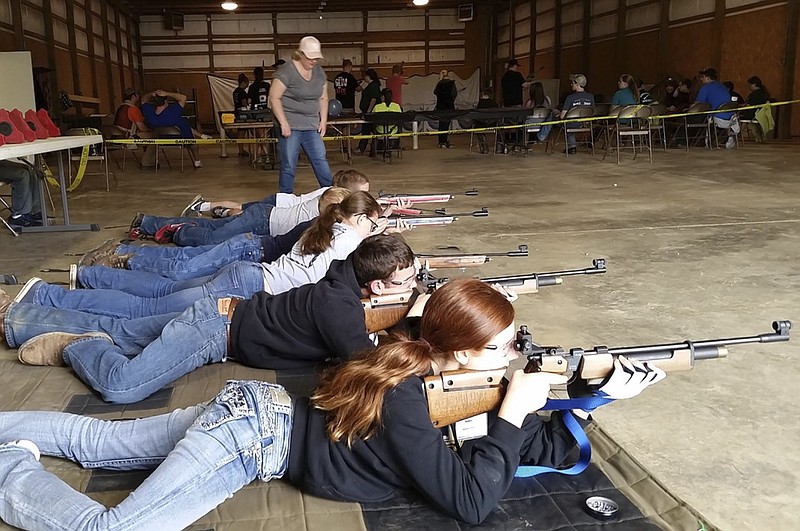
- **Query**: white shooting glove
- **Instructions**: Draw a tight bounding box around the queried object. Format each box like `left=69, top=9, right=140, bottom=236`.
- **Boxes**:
left=596, top=355, right=666, bottom=399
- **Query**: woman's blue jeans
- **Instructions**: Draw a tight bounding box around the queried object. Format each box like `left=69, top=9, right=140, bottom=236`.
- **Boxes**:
left=278, top=129, right=332, bottom=194
left=33, top=262, right=266, bottom=319
left=4, top=297, right=227, bottom=403
left=118, top=233, right=263, bottom=280
left=0, top=380, right=293, bottom=530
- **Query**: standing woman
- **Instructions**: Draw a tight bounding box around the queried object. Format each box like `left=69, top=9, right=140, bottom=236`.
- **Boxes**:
left=0, top=279, right=664, bottom=530
left=434, top=69, right=457, bottom=149
left=269, top=36, right=333, bottom=194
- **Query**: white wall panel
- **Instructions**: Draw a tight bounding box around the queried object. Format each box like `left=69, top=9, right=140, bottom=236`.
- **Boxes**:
left=74, top=6, right=86, bottom=27
left=727, top=0, right=777, bottom=6
left=429, top=8, right=464, bottom=30
left=537, top=0, right=556, bottom=13
left=0, top=0, right=11, bottom=25
left=107, top=23, right=117, bottom=42
left=51, top=0, right=66, bottom=18
left=143, top=44, right=209, bottom=54
left=75, top=29, right=88, bottom=52
left=561, top=22, right=583, bottom=44
left=371, top=41, right=425, bottom=48
left=427, top=48, right=465, bottom=63
left=21, top=5, right=46, bottom=36
left=670, top=0, right=715, bottom=20
left=497, top=10, right=510, bottom=26
left=143, top=55, right=210, bottom=70
left=53, top=19, right=69, bottom=44
left=515, top=2, right=531, bottom=20
left=515, top=20, right=530, bottom=37
left=592, top=0, right=618, bottom=15
left=211, top=13, right=273, bottom=35
left=536, top=12, right=556, bottom=31
left=368, top=49, right=426, bottom=64
left=590, top=13, right=618, bottom=38
left=368, top=10, right=424, bottom=31
left=514, top=37, right=531, bottom=57
left=429, top=40, right=465, bottom=46
left=213, top=42, right=274, bottom=53
left=561, top=2, right=583, bottom=24
left=92, top=14, right=102, bottom=35
left=322, top=47, right=363, bottom=66
left=498, top=26, right=511, bottom=42
left=627, top=2, right=661, bottom=28
left=535, top=30, right=555, bottom=49
left=627, top=0, right=651, bottom=5
left=93, top=36, right=104, bottom=54
left=497, top=42, right=510, bottom=58
left=214, top=54, right=274, bottom=69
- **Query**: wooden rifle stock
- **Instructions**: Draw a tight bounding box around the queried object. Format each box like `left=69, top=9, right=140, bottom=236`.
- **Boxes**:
left=425, top=320, right=792, bottom=426
left=418, top=245, right=528, bottom=269
left=362, top=291, right=416, bottom=333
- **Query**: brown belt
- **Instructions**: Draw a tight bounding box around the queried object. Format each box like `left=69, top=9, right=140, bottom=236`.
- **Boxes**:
left=218, top=297, right=241, bottom=355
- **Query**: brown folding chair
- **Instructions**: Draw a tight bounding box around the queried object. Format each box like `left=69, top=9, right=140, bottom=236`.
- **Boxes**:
left=555, top=106, right=594, bottom=157
left=610, top=105, right=653, bottom=164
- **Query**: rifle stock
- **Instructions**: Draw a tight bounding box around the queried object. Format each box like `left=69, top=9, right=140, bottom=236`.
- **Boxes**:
left=362, top=291, right=416, bottom=333
left=418, top=245, right=529, bottom=269
left=425, top=320, right=791, bottom=426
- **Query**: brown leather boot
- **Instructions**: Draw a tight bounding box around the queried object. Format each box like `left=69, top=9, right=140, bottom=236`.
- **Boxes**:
left=106, top=253, right=134, bottom=269
left=78, top=239, right=120, bottom=267
left=18, top=332, right=113, bottom=366
left=0, top=289, right=11, bottom=339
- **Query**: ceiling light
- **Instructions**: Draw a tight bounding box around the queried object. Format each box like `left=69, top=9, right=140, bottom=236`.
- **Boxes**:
left=413, top=0, right=429, bottom=6
left=221, top=2, right=238, bottom=11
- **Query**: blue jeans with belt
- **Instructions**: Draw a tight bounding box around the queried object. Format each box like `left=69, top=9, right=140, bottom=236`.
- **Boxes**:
left=173, top=202, right=275, bottom=246
left=0, top=380, right=293, bottom=530
left=4, top=296, right=228, bottom=403
left=118, top=233, right=264, bottom=280
left=31, top=261, right=266, bottom=319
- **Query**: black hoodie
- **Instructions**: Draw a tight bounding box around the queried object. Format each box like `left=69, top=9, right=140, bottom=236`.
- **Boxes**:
left=229, top=256, right=375, bottom=369
left=286, top=376, right=580, bottom=525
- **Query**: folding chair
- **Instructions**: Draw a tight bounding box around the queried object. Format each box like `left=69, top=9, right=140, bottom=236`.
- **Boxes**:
left=710, top=102, right=741, bottom=149
left=0, top=182, right=19, bottom=237
left=672, top=102, right=711, bottom=150
left=365, top=112, right=414, bottom=164
left=521, top=108, right=553, bottom=156
left=65, top=128, right=115, bottom=191
left=151, top=126, right=198, bottom=173
left=555, top=106, right=595, bottom=157
left=648, top=103, right=668, bottom=150
left=605, top=105, right=653, bottom=163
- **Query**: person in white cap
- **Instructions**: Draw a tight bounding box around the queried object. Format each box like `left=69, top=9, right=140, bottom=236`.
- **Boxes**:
left=269, top=36, right=333, bottom=194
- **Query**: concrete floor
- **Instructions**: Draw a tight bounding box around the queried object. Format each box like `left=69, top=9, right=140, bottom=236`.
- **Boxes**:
left=1, top=136, right=798, bottom=530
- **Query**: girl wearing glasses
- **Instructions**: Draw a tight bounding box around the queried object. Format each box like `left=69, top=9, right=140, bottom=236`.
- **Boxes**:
left=0, top=279, right=664, bottom=529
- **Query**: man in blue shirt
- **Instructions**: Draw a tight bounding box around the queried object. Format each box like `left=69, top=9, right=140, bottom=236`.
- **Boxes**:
left=696, top=68, right=738, bottom=149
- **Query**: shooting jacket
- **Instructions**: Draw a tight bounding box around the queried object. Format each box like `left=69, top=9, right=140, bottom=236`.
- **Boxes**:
left=287, top=376, right=581, bottom=524
left=230, top=256, right=375, bottom=369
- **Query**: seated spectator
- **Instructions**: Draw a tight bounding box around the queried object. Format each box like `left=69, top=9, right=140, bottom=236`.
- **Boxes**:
left=723, top=81, right=744, bottom=105
left=0, top=160, right=42, bottom=228
left=474, top=88, right=499, bottom=154
left=663, top=80, right=679, bottom=111
left=372, top=89, right=403, bottom=155
left=743, top=76, right=771, bottom=142
left=524, top=81, right=554, bottom=144
left=559, top=73, right=595, bottom=154
left=141, top=90, right=208, bottom=167
left=612, top=74, right=639, bottom=106
left=113, top=88, right=156, bottom=168
left=696, top=68, right=738, bottom=149
left=636, top=79, right=654, bottom=104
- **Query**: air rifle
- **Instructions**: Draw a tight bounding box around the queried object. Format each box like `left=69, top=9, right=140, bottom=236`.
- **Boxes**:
left=386, top=215, right=456, bottom=229
left=362, top=258, right=606, bottom=333
left=418, top=258, right=606, bottom=294
left=377, top=188, right=478, bottom=205
left=418, top=244, right=528, bottom=269
left=425, top=320, right=792, bottom=427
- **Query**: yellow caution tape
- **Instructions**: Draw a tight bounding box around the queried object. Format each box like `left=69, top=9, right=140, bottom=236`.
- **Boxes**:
left=104, top=99, right=799, bottom=144
left=41, top=127, right=96, bottom=192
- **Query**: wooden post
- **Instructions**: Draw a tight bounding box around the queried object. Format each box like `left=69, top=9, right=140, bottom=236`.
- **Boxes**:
left=10, top=0, right=24, bottom=50
left=64, top=0, right=82, bottom=96
left=554, top=0, right=562, bottom=79
left=207, top=16, right=215, bottom=73
left=84, top=1, right=99, bottom=101
left=99, top=1, right=116, bottom=112
left=712, top=0, right=725, bottom=70
left=581, top=0, right=590, bottom=75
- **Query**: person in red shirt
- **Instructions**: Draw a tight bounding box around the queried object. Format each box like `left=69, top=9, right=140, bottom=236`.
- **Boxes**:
left=385, top=63, right=408, bottom=108
left=113, top=88, right=156, bottom=168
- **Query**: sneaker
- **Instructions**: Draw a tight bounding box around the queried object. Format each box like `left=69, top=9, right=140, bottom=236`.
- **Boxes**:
left=445, top=143, right=455, bottom=149
left=128, top=212, right=145, bottom=240
left=193, top=160, right=203, bottom=168
left=106, top=253, right=133, bottom=270
left=211, top=206, right=231, bottom=218
left=69, top=264, right=78, bottom=290
left=238, top=150, right=250, bottom=157
left=725, top=137, right=736, bottom=149
left=78, top=239, right=119, bottom=268
left=563, top=147, right=577, bottom=155
left=18, top=331, right=113, bottom=366
left=180, top=195, right=205, bottom=217
left=13, top=277, right=42, bottom=305
left=0, top=440, right=40, bottom=461
left=200, top=134, right=212, bottom=140
left=154, top=223, right=186, bottom=244
left=438, top=144, right=448, bottom=149
left=7, top=214, right=41, bottom=228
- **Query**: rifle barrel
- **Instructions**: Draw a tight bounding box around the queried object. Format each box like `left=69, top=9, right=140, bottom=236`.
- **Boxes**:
left=582, top=321, right=791, bottom=357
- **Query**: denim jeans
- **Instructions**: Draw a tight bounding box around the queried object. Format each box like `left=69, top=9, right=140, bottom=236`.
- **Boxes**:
left=35, top=262, right=266, bottom=319
left=118, top=233, right=263, bottom=280
left=0, top=160, right=40, bottom=215
left=4, top=297, right=227, bottom=403
left=173, top=202, right=276, bottom=246
left=0, top=380, right=293, bottom=530
left=278, top=129, right=332, bottom=194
